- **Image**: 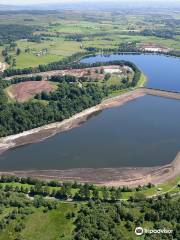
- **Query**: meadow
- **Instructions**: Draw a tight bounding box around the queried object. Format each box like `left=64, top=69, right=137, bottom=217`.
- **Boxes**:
left=0, top=10, right=179, bottom=69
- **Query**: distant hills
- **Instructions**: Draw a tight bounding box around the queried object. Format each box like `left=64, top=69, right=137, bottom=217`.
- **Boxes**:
left=0, top=0, right=180, bottom=12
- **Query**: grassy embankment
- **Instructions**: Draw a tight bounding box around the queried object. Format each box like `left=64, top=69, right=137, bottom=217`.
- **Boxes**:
left=105, top=72, right=147, bottom=98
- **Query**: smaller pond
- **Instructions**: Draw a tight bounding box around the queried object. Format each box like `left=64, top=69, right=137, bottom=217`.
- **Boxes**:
left=81, top=54, right=180, bottom=92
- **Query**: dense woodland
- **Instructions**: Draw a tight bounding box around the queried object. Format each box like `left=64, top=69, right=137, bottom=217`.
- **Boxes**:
left=0, top=83, right=104, bottom=137
left=0, top=24, right=36, bottom=44
left=0, top=176, right=179, bottom=240
left=0, top=60, right=141, bottom=137
left=74, top=198, right=180, bottom=240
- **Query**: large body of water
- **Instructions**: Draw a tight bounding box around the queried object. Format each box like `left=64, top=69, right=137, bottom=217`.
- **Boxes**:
left=0, top=54, right=180, bottom=171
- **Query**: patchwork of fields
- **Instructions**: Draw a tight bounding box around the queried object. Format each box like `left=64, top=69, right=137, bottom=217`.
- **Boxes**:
left=0, top=10, right=179, bottom=69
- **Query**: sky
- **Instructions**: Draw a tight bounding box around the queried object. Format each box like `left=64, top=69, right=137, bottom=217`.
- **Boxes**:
left=0, top=0, right=82, bottom=4
left=0, top=0, right=179, bottom=5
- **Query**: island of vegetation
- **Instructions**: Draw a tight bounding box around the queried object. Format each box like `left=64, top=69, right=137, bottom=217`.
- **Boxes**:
left=0, top=60, right=141, bottom=138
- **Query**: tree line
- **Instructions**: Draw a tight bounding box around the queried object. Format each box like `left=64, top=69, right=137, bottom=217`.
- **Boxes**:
left=0, top=175, right=155, bottom=203
left=3, top=52, right=89, bottom=77
left=9, top=75, right=42, bottom=84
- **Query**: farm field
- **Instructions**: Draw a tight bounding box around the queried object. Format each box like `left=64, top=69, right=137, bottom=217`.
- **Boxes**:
left=15, top=39, right=84, bottom=68
left=0, top=10, right=180, bottom=69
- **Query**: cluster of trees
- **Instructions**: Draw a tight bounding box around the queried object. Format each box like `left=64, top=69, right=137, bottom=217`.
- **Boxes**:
left=85, top=47, right=98, bottom=52
left=74, top=196, right=180, bottom=240
left=0, top=87, right=7, bottom=105
left=141, top=29, right=176, bottom=39
left=0, top=187, right=57, bottom=235
left=65, top=33, right=85, bottom=42
left=1, top=42, right=22, bottom=66
left=74, top=201, right=124, bottom=240
left=169, top=50, right=180, bottom=57
left=0, top=24, right=35, bottom=44
left=36, top=81, right=105, bottom=100
left=10, top=75, right=42, bottom=84
left=28, top=35, right=42, bottom=43
left=118, top=42, right=139, bottom=52
left=0, top=79, right=8, bottom=105
left=50, top=74, right=76, bottom=83
left=0, top=82, right=105, bottom=137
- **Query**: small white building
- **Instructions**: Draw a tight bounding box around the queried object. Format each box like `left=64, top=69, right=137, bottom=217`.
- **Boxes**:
left=104, top=68, right=122, bottom=74
left=0, top=62, right=6, bottom=72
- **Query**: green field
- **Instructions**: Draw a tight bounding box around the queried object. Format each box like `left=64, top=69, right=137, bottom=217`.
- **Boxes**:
left=0, top=10, right=179, bottom=69
left=6, top=39, right=84, bottom=68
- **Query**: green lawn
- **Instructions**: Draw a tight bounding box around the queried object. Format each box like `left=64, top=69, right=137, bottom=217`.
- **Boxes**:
left=120, top=175, right=180, bottom=199
left=15, top=53, right=61, bottom=68
left=13, top=38, right=84, bottom=68
left=135, top=73, right=147, bottom=88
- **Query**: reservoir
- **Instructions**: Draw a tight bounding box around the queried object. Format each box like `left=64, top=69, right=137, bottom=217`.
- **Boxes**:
left=0, top=95, right=180, bottom=170
left=82, top=54, right=180, bottom=92
left=0, top=54, right=180, bottom=171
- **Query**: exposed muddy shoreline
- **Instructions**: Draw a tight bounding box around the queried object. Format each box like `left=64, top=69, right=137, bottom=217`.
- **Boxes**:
left=0, top=152, right=180, bottom=187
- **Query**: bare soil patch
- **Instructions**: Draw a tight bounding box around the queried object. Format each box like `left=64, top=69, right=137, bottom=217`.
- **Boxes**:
left=8, top=80, right=55, bottom=102
left=0, top=152, right=179, bottom=187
